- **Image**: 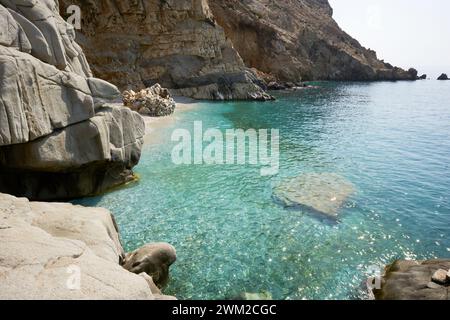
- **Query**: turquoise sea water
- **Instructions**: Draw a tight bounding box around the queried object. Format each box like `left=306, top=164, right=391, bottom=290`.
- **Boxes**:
left=75, top=81, right=450, bottom=300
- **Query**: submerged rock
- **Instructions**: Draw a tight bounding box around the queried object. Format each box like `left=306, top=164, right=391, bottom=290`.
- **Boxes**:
left=437, top=73, right=449, bottom=80
left=373, top=259, right=450, bottom=300
left=123, top=84, right=176, bottom=117
left=273, top=173, right=354, bottom=219
left=122, top=243, right=177, bottom=288
left=209, top=0, right=419, bottom=82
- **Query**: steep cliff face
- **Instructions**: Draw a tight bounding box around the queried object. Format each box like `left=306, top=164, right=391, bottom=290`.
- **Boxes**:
left=373, top=260, right=450, bottom=300
left=58, top=0, right=270, bottom=100
left=209, top=0, right=418, bottom=82
left=0, top=0, right=145, bottom=200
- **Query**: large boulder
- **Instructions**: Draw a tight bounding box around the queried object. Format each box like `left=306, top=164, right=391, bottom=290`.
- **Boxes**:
left=0, top=192, right=175, bottom=300
left=0, top=0, right=144, bottom=200
left=437, top=73, right=449, bottom=80
left=122, top=243, right=177, bottom=288
left=373, top=260, right=450, bottom=300
left=273, top=173, right=355, bottom=219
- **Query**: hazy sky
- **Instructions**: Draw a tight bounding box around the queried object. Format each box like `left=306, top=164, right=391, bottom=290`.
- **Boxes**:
left=329, top=0, right=450, bottom=77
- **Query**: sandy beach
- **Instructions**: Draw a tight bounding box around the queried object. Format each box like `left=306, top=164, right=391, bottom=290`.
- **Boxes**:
left=142, top=96, right=200, bottom=145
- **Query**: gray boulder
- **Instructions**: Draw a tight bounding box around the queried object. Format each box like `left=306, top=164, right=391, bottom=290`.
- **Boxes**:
left=0, top=0, right=145, bottom=200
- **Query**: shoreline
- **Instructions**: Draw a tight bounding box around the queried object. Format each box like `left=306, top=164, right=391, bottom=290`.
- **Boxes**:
left=142, top=96, right=201, bottom=145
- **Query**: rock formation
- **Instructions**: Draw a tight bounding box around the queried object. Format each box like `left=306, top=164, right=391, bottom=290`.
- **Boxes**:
left=0, top=192, right=175, bottom=300
left=373, top=259, right=450, bottom=300
left=58, top=0, right=271, bottom=100
left=438, top=73, right=449, bottom=80
left=122, top=243, right=177, bottom=288
left=55, top=0, right=422, bottom=98
left=431, top=269, right=450, bottom=285
left=209, top=0, right=419, bottom=82
left=272, top=173, right=354, bottom=219
left=0, top=0, right=145, bottom=200
left=123, top=84, right=176, bottom=117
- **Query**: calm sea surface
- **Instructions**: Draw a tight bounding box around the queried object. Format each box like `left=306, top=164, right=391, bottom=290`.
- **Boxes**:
left=75, top=81, right=450, bottom=299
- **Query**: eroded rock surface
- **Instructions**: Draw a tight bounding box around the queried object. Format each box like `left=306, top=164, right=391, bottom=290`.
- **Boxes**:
left=0, top=0, right=144, bottom=200
left=123, top=84, right=176, bottom=117
left=209, top=0, right=419, bottom=82
left=374, top=260, right=450, bottom=300
left=0, top=193, right=175, bottom=300
left=273, top=173, right=354, bottom=219
left=58, top=0, right=270, bottom=100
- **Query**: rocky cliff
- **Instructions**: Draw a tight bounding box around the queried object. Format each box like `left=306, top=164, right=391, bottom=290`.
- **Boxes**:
left=373, top=259, right=450, bottom=300
left=58, top=0, right=271, bottom=100
left=0, top=0, right=145, bottom=200
left=57, top=0, right=418, bottom=95
left=209, top=0, right=417, bottom=82
left=0, top=192, right=175, bottom=299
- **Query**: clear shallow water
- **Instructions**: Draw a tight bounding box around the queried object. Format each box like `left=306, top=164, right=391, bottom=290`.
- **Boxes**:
left=75, top=81, right=450, bottom=300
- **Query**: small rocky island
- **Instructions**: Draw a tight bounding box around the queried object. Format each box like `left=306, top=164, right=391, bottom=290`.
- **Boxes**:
left=437, top=73, right=449, bottom=80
